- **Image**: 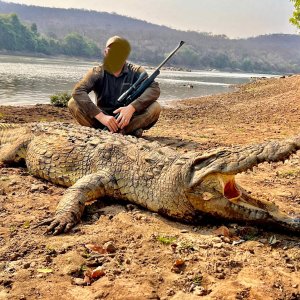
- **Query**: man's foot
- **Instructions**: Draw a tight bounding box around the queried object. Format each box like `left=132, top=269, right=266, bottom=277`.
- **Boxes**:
left=131, top=128, right=144, bottom=138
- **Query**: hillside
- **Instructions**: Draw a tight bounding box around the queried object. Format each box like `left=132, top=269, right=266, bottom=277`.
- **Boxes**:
left=1, top=1, right=300, bottom=73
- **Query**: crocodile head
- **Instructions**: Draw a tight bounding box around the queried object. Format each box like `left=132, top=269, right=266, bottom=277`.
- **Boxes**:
left=183, top=136, right=300, bottom=232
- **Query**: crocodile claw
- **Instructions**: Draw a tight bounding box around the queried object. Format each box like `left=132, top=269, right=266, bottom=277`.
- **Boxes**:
left=34, top=213, right=78, bottom=235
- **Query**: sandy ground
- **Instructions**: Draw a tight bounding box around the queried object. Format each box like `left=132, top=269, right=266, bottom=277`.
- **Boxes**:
left=0, top=75, right=300, bottom=300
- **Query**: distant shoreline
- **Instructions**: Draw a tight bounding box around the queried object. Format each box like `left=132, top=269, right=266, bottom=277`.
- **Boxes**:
left=0, top=51, right=286, bottom=75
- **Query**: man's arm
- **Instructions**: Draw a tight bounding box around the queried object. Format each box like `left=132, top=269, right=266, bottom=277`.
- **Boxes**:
left=72, top=66, right=103, bottom=119
left=72, top=66, right=119, bottom=132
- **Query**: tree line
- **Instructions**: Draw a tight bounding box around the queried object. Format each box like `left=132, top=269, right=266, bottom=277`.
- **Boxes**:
left=1, top=4, right=300, bottom=74
left=0, top=13, right=100, bottom=57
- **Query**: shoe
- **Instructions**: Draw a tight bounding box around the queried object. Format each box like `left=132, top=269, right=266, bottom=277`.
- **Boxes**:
left=131, top=128, right=143, bottom=138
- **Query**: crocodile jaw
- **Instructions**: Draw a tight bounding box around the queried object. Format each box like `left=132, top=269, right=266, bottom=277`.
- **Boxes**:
left=187, top=173, right=300, bottom=232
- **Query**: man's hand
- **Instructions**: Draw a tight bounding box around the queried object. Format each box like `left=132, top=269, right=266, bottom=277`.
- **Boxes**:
left=114, top=104, right=136, bottom=129
left=95, top=112, right=119, bottom=133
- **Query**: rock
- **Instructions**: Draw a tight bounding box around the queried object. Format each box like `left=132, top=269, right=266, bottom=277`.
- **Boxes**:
left=23, top=262, right=31, bottom=269
left=213, top=243, right=224, bottom=249
left=104, top=241, right=117, bottom=253
left=212, top=237, right=222, bottom=243
left=193, top=286, right=206, bottom=296
left=71, top=277, right=86, bottom=286
left=30, top=184, right=47, bottom=192
left=198, top=244, right=210, bottom=249
left=216, top=273, right=225, bottom=279
left=166, top=289, right=175, bottom=296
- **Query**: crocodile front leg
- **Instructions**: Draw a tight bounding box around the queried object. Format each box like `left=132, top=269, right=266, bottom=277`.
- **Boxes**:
left=38, top=171, right=116, bottom=235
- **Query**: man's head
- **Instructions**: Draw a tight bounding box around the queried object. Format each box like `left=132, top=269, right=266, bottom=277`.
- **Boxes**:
left=103, top=36, right=131, bottom=74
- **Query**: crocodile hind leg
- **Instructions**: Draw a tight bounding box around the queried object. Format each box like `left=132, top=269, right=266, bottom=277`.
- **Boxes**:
left=0, top=135, right=31, bottom=165
left=36, top=171, right=118, bottom=235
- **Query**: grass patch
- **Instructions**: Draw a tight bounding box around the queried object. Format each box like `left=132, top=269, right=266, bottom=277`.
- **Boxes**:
left=156, top=235, right=177, bottom=245
left=50, top=91, right=71, bottom=107
left=276, top=169, right=300, bottom=178
left=192, top=274, right=203, bottom=286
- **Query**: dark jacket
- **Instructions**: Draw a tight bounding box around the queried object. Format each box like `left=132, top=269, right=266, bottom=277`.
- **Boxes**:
left=72, top=63, right=160, bottom=117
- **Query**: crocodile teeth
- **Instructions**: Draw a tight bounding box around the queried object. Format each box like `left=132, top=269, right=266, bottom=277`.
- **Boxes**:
left=228, top=202, right=268, bottom=220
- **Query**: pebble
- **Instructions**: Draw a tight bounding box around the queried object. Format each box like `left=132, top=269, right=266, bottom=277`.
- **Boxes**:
left=193, top=286, right=206, bottom=296
left=213, top=243, right=224, bottom=249
left=23, top=262, right=31, bottom=269
left=71, top=277, right=86, bottom=286
left=286, top=264, right=294, bottom=269
left=30, top=184, right=47, bottom=192
left=198, top=244, right=210, bottom=249
left=104, top=241, right=117, bottom=253
left=212, top=237, right=222, bottom=243
left=166, top=289, right=175, bottom=296
left=216, top=273, right=225, bottom=279
left=221, top=237, right=231, bottom=243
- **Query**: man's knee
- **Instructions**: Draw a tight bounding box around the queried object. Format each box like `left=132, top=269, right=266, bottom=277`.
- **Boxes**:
left=147, top=101, right=162, bottom=120
left=67, top=97, right=77, bottom=112
left=67, top=97, right=94, bottom=128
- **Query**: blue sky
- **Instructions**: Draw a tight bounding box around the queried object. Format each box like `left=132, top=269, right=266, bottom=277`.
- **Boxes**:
left=3, top=0, right=298, bottom=38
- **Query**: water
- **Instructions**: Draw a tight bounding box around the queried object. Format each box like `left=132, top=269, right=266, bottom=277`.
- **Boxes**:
left=0, top=54, right=277, bottom=106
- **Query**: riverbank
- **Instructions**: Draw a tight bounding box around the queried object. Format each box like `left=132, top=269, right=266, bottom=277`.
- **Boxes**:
left=0, top=75, right=299, bottom=299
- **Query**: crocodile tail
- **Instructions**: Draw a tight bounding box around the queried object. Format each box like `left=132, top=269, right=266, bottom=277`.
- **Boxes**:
left=0, top=123, right=27, bottom=145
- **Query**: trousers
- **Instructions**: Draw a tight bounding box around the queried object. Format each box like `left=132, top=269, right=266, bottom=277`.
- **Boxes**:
left=68, top=98, right=161, bottom=135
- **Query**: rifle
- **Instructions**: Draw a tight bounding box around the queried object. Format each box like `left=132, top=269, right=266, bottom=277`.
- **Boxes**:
left=103, top=41, right=185, bottom=130
left=118, top=40, right=185, bottom=106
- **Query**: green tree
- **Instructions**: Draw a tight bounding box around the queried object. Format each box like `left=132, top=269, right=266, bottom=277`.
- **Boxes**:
left=290, top=0, right=300, bottom=28
left=0, top=13, right=100, bottom=58
left=31, top=23, right=38, bottom=34
left=62, top=32, right=100, bottom=57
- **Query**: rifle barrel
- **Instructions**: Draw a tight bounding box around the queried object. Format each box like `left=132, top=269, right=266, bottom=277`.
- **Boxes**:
left=156, top=41, right=185, bottom=71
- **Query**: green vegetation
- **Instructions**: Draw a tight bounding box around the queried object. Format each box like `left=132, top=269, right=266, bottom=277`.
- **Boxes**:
left=192, top=274, right=203, bottom=286
left=276, top=169, right=300, bottom=178
left=0, top=13, right=100, bottom=57
left=156, top=235, right=177, bottom=245
left=290, top=0, right=300, bottom=28
left=50, top=91, right=72, bottom=107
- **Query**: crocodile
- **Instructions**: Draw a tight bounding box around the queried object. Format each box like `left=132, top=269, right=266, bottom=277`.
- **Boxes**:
left=0, top=122, right=299, bottom=234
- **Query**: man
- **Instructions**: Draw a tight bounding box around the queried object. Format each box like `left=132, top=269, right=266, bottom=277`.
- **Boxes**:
left=68, top=36, right=161, bottom=137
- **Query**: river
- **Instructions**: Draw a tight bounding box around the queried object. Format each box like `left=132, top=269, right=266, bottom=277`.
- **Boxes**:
left=0, top=54, right=277, bottom=106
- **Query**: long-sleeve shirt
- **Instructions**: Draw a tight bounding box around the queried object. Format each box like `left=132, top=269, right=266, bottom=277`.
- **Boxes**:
left=72, top=62, right=160, bottom=117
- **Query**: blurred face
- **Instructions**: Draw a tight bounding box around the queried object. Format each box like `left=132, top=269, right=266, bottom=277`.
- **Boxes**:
left=103, top=40, right=131, bottom=74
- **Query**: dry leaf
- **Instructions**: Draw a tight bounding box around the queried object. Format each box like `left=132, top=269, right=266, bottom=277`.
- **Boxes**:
left=90, top=266, right=105, bottom=279
left=85, top=243, right=107, bottom=254
left=214, top=226, right=230, bottom=237
left=174, top=259, right=185, bottom=267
